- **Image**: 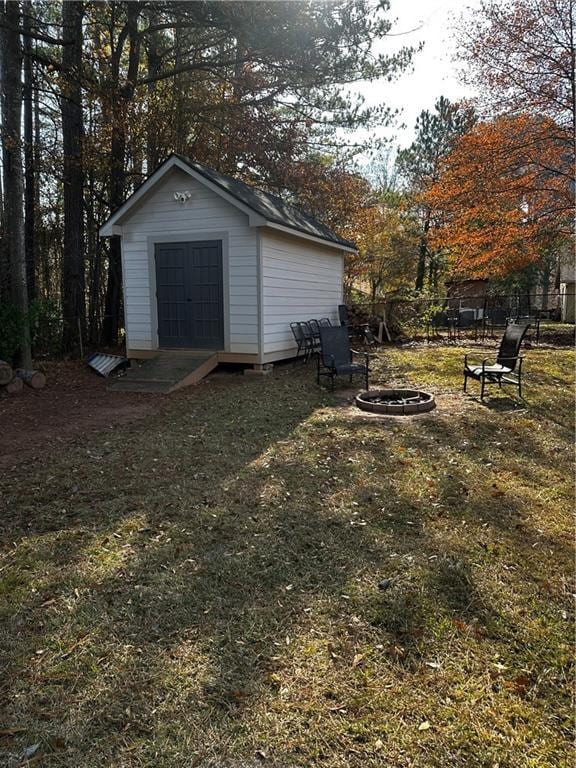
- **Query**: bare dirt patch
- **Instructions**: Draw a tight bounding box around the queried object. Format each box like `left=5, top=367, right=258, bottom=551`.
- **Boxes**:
left=0, top=361, right=163, bottom=471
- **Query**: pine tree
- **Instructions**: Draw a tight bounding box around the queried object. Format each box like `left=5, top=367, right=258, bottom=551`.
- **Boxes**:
left=396, top=97, right=476, bottom=291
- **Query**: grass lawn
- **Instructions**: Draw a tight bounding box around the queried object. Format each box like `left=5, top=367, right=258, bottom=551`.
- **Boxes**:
left=1, top=344, right=574, bottom=767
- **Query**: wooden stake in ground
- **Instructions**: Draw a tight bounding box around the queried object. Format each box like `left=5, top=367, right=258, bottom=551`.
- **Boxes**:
left=0, top=360, right=13, bottom=385
left=378, top=310, right=391, bottom=343
left=16, top=369, right=46, bottom=389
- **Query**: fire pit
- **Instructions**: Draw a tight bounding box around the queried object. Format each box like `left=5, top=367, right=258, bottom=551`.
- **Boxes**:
left=355, top=389, right=436, bottom=415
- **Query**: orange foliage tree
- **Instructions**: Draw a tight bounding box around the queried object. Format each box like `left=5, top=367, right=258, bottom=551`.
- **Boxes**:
left=426, top=115, right=573, bottom=278
left=278, top=158, right=421, bottom=300
left=279, top=158, right=373, bottom=236
left=348, top=197, right=419, bottom=300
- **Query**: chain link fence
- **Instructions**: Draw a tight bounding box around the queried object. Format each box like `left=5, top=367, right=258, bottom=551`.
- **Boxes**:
left=344, top=291, right=575, bottom=346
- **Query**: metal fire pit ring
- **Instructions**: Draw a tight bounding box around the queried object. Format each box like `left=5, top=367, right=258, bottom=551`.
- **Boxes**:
left=355, top=389, right=436, bottom=415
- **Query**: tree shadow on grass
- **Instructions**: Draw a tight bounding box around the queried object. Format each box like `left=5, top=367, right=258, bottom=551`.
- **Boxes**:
left=1, top=370, right=388, bottom=764
left=0, top=362, right=573, bottom=766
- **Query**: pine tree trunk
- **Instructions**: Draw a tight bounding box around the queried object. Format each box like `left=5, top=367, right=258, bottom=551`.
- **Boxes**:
left=415, top=239, right=427, bottom=292
left=33, top=61, right=42, bottom=295
left=0, top=0, right=33, bottom=369
left=60, top=0, right=85, bottom=353
left=415, top=210, right=431, bottom=292
left=22, top=0, right=36, bottom=300
left=146, top=8, right=161, bottom=173
left=101, top=5, right=140, bottom=346
left=0, top=124, right=7, bottom=304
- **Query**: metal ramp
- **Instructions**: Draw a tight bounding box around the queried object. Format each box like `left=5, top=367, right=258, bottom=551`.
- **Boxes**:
left=108, top=351, right=219, bottom=393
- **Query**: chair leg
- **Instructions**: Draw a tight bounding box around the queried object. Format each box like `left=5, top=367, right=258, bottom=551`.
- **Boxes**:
left=331, top=372, right=335, bottom=391
left=463, top=372, right=467, bottom=392
left=480, top=376, right=485, bottom=400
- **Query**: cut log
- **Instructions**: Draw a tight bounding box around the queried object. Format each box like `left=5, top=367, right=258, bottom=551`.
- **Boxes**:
left=0, top=360, right=13, bottom=386
left=4, top=376, right=23, bottom=394
left=16, top=368, right=46, bottom=389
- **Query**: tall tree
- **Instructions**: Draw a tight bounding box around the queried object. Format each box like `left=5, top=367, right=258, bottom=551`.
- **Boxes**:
left=397, top=97, right=475, bottom=291
left=60, top=0, right=85, bottom=351
left=456, top=0, right=576, bottom=163
left=22, top=0, right=36, bottom=300
left=144, top=6, right=162, bottom=173
left=425, top=115, right=572, bottom=278
left=0, top=0, right=32, bottom=367
left=100, top=2, right=141, bottom=346
left=349, top=192, right=419, bottom=301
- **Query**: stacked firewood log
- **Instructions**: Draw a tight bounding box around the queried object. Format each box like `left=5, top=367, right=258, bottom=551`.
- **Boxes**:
left=0, top=360, right=45, bottom=395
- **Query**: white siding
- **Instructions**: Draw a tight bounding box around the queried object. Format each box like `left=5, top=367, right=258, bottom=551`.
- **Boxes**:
left=260, top=229, right=344, bottom=355
left=119, top=168, right=258, bottom=353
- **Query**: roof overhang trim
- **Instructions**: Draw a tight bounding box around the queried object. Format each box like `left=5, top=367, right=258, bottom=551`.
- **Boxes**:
left=99, top=155, right=356, bottom=253
left=263, top=221, right=357, bottom=254
left=99, top=156, right=266, bottom=236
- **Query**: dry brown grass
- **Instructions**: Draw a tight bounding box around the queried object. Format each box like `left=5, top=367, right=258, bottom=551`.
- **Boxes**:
left=0, top=345, right=573, bottom=767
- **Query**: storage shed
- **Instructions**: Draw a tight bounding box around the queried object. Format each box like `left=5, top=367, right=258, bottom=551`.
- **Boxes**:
left=100, top=154, right=355, bottom=376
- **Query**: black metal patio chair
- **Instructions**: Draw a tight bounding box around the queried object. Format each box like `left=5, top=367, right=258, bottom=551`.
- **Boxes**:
left=290, top=322, right=308, bottom=359
left=486, top=307, right=510, bottom=337
left=338, top=304, right=349, bottom=326
left=319, top=317, right=332, bottom=327
left=463, top=321, right=530, bottom=400
left=317, top=325, right=369, bottom=391
left=300, top=321, right=320, bottom=358
left=427, top=311, right=457, bottom=342
left=308, top=318, right=321, bottom=341
left=510, top=313, right=541, bottom=344
left=457, top=308, right=479, bottom=340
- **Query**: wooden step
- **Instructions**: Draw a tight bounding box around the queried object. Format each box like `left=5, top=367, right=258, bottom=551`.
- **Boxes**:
left=108, top=352, right=218, bottom=393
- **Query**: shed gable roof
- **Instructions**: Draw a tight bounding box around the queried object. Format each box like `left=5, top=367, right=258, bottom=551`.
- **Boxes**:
left=100, top=154, right=356, bottom=251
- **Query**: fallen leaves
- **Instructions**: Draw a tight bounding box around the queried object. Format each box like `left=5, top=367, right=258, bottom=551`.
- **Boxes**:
left=0, top=346, right=572, bottom=768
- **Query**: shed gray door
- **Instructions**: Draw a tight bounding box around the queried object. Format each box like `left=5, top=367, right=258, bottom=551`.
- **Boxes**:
left=155, top=241, right=224, bottom=349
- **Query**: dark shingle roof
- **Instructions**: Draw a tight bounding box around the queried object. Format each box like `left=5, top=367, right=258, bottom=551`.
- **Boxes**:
left=173, top=154, right=356, bottom=250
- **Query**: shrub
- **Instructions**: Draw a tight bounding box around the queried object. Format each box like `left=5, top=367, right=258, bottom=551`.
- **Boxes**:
left=0, top=301, right=25, bottom=363
left=29, top=298, right=62, bottom=357
left=0, top=298, right=63, bottom=363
